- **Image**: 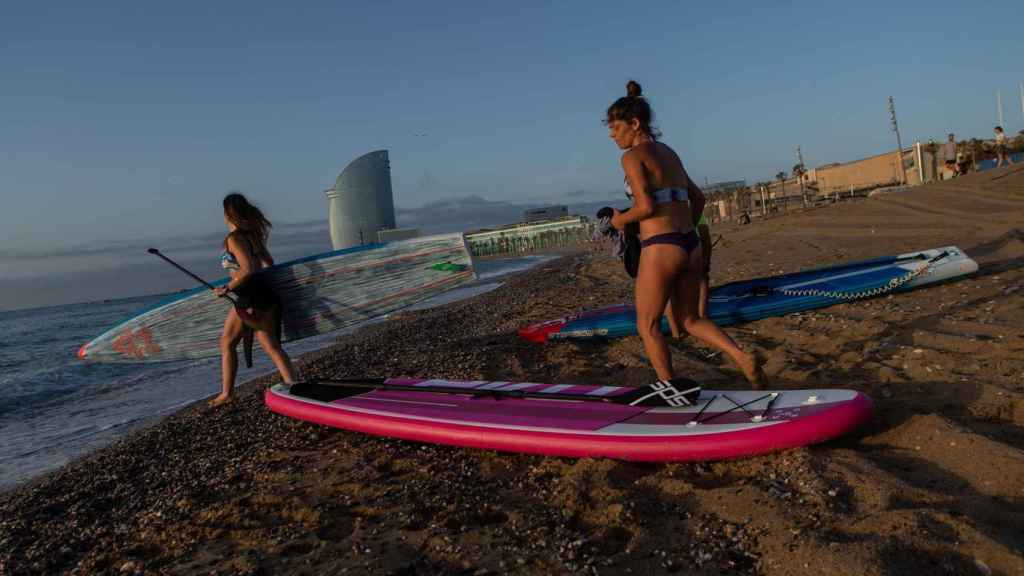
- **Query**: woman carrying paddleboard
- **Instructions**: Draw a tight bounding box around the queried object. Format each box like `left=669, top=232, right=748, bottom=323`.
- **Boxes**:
left=606, top=81, right=764, bottom=387
left=211, top=193, right=297, bottom=406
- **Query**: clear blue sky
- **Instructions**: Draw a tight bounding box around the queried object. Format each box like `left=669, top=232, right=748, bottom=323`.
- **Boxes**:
left=1, top=1, right=1020, bottom=309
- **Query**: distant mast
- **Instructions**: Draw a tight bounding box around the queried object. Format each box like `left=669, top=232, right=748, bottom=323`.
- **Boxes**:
left=1020, top=81, right=1023, bottom=123
left=997, top=91, right=1004, bottom=127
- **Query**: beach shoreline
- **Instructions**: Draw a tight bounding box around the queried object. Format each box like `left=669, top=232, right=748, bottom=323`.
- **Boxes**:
left=2, top=166, right=1023, bottom=575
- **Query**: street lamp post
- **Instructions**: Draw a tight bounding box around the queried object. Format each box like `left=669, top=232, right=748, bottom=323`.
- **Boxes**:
left=888, top=96, right=905, bottom=185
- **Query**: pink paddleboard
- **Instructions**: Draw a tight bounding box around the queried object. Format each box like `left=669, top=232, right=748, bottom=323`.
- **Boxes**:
left=265, top=379, right=872, bottom=462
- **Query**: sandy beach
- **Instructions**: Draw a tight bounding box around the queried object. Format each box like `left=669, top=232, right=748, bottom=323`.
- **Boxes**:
left=2, top=165, right=1023, bottom=575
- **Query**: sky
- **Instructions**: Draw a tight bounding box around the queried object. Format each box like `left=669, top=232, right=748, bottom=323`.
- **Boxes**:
left=1, top=0, right=1021, bottom=311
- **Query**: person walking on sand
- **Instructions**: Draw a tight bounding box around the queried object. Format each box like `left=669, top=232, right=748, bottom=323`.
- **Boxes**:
left=211, top=193, right=297, bottom=406
left=994, top=126, right=1013, bottom=167
left=605, top=80, right=765, bottom=388
left=942, top=134, right=959, bottom=178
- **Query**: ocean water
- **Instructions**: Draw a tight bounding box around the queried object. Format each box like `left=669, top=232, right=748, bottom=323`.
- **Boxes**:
left=0, top=255, right=555, bottom=490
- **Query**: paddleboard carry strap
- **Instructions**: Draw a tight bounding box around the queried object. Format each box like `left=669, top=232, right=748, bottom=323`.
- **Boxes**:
left=305, top=377, right=702, bottom=409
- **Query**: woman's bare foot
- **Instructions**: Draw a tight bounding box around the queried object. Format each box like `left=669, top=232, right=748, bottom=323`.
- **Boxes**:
left=208, top=393, right=234, bottom=407
left=737, top=352, right=767, bottom=389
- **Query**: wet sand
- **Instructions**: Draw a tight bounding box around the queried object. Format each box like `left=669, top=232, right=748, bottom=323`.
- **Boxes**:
left=2, top=166, right=1023, bottom=575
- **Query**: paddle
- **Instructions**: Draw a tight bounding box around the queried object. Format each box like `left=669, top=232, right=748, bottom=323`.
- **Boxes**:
left=147, top=248, right=255, bottom=368
left=148, top=248, right=237, bottom=304
left=301, top=377, right=703, bottom=408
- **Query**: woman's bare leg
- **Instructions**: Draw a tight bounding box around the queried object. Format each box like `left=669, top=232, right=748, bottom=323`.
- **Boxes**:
left=698, top=275, right=710, bottom=319
left=669, top=252, right=765, bottom=387
left=665, top=299, right=683, bottom=338
left=254, top=322, right=297, bottom=384
left=697, top=224, right=712, bottom=318
left=213, top=309, right=245, bottom=406
left=635, top=245, right=683, bottom=381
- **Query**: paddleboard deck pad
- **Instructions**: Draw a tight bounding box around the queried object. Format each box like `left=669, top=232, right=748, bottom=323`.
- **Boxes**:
left=265, top=379, right=873, bottom=461
left=520, top=245, right=977, bottom=342
left=80, top=234, right=475, bottom=362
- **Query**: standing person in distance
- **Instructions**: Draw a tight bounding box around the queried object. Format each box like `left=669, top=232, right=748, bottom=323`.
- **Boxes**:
left=994, top=126, right=1013, bottom=167
left=212, top=192, right=297, bottom=406
left=606, top=80, right=765, bottom=389
left=942, top=134, right=959, bottom=178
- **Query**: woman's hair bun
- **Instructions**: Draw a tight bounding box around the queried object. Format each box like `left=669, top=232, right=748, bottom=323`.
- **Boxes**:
left=626, top=80, right=642, bottom=98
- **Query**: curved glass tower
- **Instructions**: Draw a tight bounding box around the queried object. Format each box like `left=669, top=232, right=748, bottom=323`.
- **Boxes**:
left=326, top=150, right=397, bottom=249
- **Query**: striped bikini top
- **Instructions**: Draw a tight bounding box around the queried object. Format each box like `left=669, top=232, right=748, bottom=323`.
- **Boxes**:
left=221, top=232, right=270, bottom=272
left=221, top=250, right=241, bottom=271
left=625, top=179, right=689, bottom=204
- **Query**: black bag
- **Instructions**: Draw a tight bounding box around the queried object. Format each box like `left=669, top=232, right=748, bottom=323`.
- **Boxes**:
left=596, top=206, right=642, bottom=278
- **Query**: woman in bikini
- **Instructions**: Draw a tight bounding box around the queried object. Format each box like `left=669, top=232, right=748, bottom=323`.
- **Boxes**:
left=212, top=192, right=297, bottom=406
left=607, top=81, right=764, bottom=388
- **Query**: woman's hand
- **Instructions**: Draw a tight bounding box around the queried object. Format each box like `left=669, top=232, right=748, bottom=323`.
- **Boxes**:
left=610, top=208, right=624, bottom=231
left=213, top=286, right=231, bottom=298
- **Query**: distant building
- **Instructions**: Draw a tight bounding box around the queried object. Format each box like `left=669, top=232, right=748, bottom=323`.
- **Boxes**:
left=326, top=150, right=397, bottom=249
left=465, top=216, right=591, bottom=257
left=523, top=205, right=568, bottom=223
left=377, top=227, right=420, bottom=243
left=702, top=180, right=747, bottom=195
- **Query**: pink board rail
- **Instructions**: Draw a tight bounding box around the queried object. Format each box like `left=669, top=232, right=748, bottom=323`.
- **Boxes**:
left=265, top=379, right=873, bottom=462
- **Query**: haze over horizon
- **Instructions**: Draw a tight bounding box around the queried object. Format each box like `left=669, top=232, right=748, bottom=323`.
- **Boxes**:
left=2, top=1, right=1021, bottom=310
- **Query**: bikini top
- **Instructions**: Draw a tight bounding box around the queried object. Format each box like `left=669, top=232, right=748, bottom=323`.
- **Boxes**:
left=220, top=233, right=269, bottom=272
left=624, top=178, right=690, bottom=204
left=221, top=250, right=241, bottom=271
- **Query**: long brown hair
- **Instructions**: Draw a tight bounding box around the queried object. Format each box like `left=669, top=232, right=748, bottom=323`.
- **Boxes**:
left=223, top=192, right=272, bottom=256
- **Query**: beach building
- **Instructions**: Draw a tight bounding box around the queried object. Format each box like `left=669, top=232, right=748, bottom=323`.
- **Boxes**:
left=758, top=145, right=938, bottom=206
left=702, top=180, right=749, bottom=224
left=326, top=150, right=397, bottom=249
left=465, top=216, right=592, bottom=257
left=813, top=146, right=933, bottom=196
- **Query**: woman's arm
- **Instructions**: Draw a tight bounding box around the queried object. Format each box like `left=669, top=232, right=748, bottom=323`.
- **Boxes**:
left=683, top=165, right=706, bottom=223
left=688, top=179, right=706, bottom=224
left=611, top=152, right=655, bottom=229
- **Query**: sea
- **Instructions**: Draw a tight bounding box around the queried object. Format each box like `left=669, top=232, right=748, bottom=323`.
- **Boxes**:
left=0, top=255, right=555, bottom=490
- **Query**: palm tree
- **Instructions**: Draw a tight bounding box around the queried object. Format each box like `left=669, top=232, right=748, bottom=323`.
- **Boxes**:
left=775, top=171, right=786, bottom=210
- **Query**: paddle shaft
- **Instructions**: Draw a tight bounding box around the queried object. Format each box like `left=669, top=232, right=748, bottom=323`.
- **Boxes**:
left=148, top=248, right=238, bottom=306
